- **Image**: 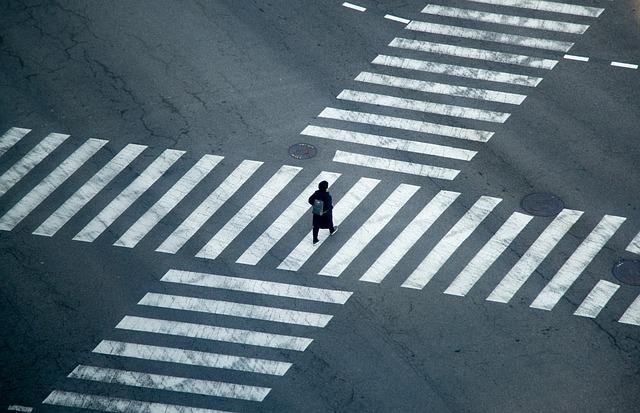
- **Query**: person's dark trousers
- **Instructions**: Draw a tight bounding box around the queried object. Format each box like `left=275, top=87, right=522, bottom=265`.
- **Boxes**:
left=313, top=225, right=335, bottom=242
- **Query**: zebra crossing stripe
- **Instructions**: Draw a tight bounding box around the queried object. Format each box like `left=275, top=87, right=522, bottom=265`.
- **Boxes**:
left=319, top=108, right=494, bottom=142
left=402, top=196, right=502, bottom=290
left=73, top=148, right=184, bottom=242
left=444, top=212, right=533, bottom=297
left=337, top=89, right=510, bottom=123
left=530, top=215, right=626, bottom=311
left=420, top=5, right=589, bottom=34
left=160, top=269, right=352, bottom=304
left=0, top=139, right=107, bottom=231
left=465, top=0, right=604, bottom=18
left=406, top=21, right=574, bottom=52
left=619, top=294, right=640, bottom=326
left=156, top=159, right=262, bottom=254
left=389, top=38, right=558, bottom=70
left=355, top=71, right=526, bottom=105
left=236, top=171, right=341, bottom=265
left=573, top=280, right=620, bottom=318
left=487, top=209, right=584, bottom=303
left=113, top=154, right=223, bottom=248
left=139, top=292, right=333, bottom=327
left=0, top=133, right=69, bottom=197
left=32, top=144, right=147, bottom=237
left=116, top=315, right=313, bottom=351
left=92, top=340, right=291, bottom=376
left=278, top=177, right=380, bottom=272
left=319, top=184, right=419, bottom=277
left=0, top=127, right=30, bottom=158
left=196, top=165, right=302, bottom=260
left=361, top=190, right=460, bottom=284
left=372, top=55, right=542, bottom=87
left=625, top=231, right=640, bottom=255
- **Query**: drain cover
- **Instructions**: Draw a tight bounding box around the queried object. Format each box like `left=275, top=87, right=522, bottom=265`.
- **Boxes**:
left=613, top=259, right=640, bottom=286
left=520, top=192, right=564, bottom=217
left=288, top=143, right=317, bottom=160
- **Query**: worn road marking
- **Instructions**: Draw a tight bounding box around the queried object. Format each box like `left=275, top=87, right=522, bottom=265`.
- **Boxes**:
left=0, top=127, right=30, bottom=158
left=465, top=0, right=603, bottom=18
left=333, top=150, right=460, bottom=179
left=573, top=280, right=620, bottom=318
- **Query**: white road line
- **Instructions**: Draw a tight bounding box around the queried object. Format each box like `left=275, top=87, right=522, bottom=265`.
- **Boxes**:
left=73, top=148, right=184, bottom=242
left=619, top=294, right=640, bottom=326
left=32, top=144, right=147, bottom=237
left=139, top=292, right=333, bottom=327
left=0, top=127, right=30, bottom=158
left=611, top=61, right=638, bottom=69
left=338, top=89, right=510, bottom=123
left=43, top=390, right=243, bottom=411
left=444, top=212, right=533, bottom=297
left=319, top=184, right=419, bottom=277
left=465, top=0, right=603, bottom=17
left=92, top=340, right=291, bottom=376
left=355, top=71, right=526, bottom=105
left=361, top=190, right=460, bottom=284
left=7, top=406, right=32, bottom=413
left=69, top=365, right=270, bottom=402
left=384, top=14, right=410, bottom=24
left=342, top=2, right=366, bottom=12
left=486, top=209, right=583, bottom=303
left=573, top=280, right=619, bottom=318
left=407, top=21, right=573, bottom=52
left=301, top=126, right=477, bottom=161
left=564, top=54, right=589, bottom=62
left=116, top=315, right=313, bottom=351
left=319, top=107, right=494, bottom=142
left=530, top=215, right=626, bottom=311
left=0, top=133, right=69, bottom=197
left=196, top=165, right=302, bottom=260
left=625, top=231, right=640, bottom=255
left=277, top=177, right=380, bottom=272
left=390, top=38, right=558, bottom=70
left=372, top=54, right=542, bottom=87
left=156, top=160, right=262, bottom=254
left=332, top=150, right=460, bottom=180
left=114, top=154, right=222, bottom=248
left=160, top=269, right=353, bottom=304
left=236, top=171, right=341, bottom=265
left=421, top=5, right=589, bottom=34
left=402, top=196, right=502, bottom=290
left=0, top=139, right=106, bottom=231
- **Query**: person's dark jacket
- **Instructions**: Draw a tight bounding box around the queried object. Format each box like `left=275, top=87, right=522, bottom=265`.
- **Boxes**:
left=308, top=190, right=334, bottom=229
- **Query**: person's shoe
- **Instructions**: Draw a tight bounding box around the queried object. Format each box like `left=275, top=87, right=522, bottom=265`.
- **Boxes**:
left=330, top=226, right=338, bottom=236
left=313, top=238, right=319, bottom=244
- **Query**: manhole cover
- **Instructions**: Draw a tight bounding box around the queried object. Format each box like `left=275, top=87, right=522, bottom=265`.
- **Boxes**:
left=520, top=192, right=564, bottom=217
left=613, top=259, right=640, bottom=286
left=288, top=143, right=317, bottom=160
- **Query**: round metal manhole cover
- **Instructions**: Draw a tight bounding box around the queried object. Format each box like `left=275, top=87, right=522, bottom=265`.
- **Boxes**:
left=520, top=193, right=564, bottom=217
left=613, top=259, right=640, bottom=286
left=288, top=143, right=317, bottom=160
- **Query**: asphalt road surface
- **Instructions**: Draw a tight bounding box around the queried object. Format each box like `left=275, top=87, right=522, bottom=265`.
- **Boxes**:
left=1, top=0, right=640, bottom=412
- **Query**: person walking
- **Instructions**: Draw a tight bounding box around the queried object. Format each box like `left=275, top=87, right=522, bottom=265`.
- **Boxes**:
left=308, top=180, right=338, bottom=244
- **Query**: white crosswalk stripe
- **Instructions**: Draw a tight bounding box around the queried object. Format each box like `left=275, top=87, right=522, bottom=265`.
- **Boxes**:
left=573, top=280, right=620, bottom=319
left=0, top=127, right=30, bottom=158
left=465, top=0, right=604, bottom=18
left=0, top=138, right=106, bottom=231
left=619, top=294, right=640, bottom=326
left=625, top=231, right=640, bottom=255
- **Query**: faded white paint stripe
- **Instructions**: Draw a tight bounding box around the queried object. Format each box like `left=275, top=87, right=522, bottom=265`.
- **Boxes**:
left=32, top=144, right=147, bottom=237
left=0, top=127, right=30, bottom=158
left=573, top=280, right=619, bottom=318
left=237, top=171, right=341, bottom=265
left=361, top=190, right=460, bottom=284
left=0, top=139, right=106, bottom=231
left=0, top=133, right=69, bottom=197
left=319, top=107, right=494, bottom=142
left=93, top=340, right=291, bottom=376
left=196, top=165, right=302, bottom=260
left=444, top=212, right=532, bottom=297
left=116, top=315, right=313, bottom=351
left=338, top=89, right=510, bottom=123
left=531, top=215, right=626, bottom=311
left=611, top=61, right=638, bottom=69
left=390, top=38, right=558, bottom=70
left=320, top=184, right=419, bottom=277
left=160, top=269, right=352, bottom=304
left=156, top=160, right=262, bottom=254
left=7, top=406, right=32, bottom=413
left=114, top=154, right=222, bottom=248
left=465, top=0, right=603, bottom=18
left=487, top=209, right=584, bottom=303
left=356, top=71, right=526, bottom=105
left=333, top=150, right=459, bottom=180
left=564, top=54, right=589, bottom=62
left=278, top=177, right=380, bottom=272
left=139, top=292, right=333, bottom=327
left=619, top=294, right=640, bottom=326
left=342, top=2, right=366, bottom=12
left=421, top=5, right=588, bottom=34
left=73, top=149, right=184, bottom=242
left=372, top=54, right=542, bottom=87
left=626, top=231, right=640, bottom=255
left=384, top=14, right=410, bottom=24
left=402, top=196, right=502, bottom=290
left=407, top=21, right=573, bottom=52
